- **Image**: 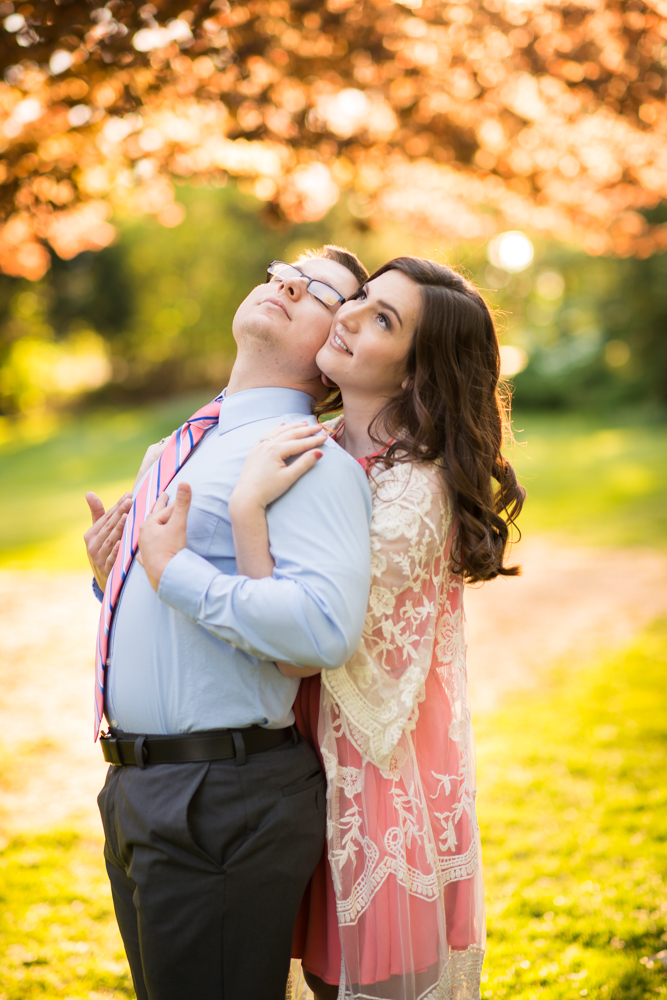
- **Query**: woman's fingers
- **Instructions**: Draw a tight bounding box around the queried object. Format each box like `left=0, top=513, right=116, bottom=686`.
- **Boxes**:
left=256, top=422, right=327, bottom=459
left=85, top=492, right=106, bottom=526
left=276, top=430, right=327, bottom=460
left=276, top=448, right=323, bottom=489
left=255, top=423, right=327, bottom=470
left=231, top=423, right=327, bottom=511
left=260, top=422, right=326, bottom=444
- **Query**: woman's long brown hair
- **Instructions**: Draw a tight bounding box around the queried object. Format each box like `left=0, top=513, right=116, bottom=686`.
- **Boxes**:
left=324, top=256, right=525, bottom=584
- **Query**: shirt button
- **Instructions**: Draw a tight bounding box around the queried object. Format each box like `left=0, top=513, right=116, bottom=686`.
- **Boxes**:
left=106, top=658, right=111, bottom=667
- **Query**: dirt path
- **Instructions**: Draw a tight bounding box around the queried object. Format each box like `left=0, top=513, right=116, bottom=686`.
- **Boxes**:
left=465, top=537, right=667, bottom=712
left=1, top=538, right=666, bottom=836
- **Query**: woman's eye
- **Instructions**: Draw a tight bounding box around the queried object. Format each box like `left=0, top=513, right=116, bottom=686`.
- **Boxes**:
left=377, top=313, right=390, bottom=329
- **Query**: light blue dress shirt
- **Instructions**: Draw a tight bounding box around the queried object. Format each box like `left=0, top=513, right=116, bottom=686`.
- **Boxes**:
left=106, top=387, right=372, bottom=735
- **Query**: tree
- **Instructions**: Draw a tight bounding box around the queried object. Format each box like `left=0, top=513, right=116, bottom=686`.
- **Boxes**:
left=0, top=0, right=665, bottom=280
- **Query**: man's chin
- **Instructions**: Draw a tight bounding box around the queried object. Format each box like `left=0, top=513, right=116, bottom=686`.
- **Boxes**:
left=320, top=373, right=339, bottom=389
left=236, top=315, right=279, bottom=346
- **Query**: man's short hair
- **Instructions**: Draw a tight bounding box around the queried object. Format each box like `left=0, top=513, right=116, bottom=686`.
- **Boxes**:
left=295, top=245, right=369, bottom=287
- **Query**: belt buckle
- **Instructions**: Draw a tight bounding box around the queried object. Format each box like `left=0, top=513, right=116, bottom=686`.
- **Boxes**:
left=100, top=732, right=122, bottom=766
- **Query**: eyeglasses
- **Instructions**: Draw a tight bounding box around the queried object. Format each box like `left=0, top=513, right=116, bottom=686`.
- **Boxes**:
left=266, top=261, right=346, bottom=310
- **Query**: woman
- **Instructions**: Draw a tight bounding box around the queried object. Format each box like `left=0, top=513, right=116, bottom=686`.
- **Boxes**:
left=228, top=257, right=525, bottom=1000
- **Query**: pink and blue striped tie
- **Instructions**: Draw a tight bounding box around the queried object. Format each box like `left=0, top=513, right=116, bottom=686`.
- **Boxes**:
left=94, top=398, right=222, bottom=739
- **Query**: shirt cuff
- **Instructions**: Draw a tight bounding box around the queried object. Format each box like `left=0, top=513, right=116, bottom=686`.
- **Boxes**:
left=158, top=547, right=220, bottom=619
left=92, top=577, right=104, bottom=603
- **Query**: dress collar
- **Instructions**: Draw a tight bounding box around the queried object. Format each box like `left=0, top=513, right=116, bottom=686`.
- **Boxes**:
left=216, top=386, right=315, bottom=435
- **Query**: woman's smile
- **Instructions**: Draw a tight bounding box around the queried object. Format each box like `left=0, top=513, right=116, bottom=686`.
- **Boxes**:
left=331, top=330, right=353, bottom=355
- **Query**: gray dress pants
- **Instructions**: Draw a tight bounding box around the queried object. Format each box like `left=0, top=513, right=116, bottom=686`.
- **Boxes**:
left=98, top=735, right=326, bottom=1000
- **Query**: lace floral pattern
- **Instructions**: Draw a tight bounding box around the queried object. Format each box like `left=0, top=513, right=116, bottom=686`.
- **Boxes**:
left=318, top=453, right=485, bottom=1000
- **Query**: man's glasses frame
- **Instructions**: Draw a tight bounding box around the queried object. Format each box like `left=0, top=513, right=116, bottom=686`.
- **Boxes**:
left=266, top=261, right=346, bottom=310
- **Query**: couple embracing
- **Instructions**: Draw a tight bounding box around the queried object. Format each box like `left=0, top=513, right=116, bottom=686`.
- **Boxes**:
left=85, top=245, right=524, bottom=1000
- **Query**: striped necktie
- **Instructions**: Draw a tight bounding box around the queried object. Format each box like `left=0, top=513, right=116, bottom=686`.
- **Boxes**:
left=94, top=397, right=222, bottom=739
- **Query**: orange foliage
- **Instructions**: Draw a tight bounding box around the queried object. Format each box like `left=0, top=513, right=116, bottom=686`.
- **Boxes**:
left=0, top=0, right=664, bottom=277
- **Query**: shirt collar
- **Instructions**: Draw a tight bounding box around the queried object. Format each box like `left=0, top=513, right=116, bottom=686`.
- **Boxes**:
left=216, top=386, right=315, bottom=435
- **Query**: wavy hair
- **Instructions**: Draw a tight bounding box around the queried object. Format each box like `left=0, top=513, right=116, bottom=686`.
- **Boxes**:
left=334, top=256, right=525, bottom=583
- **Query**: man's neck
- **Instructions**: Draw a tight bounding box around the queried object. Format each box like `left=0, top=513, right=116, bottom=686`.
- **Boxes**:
left=225, top=352, right=323, bottom=400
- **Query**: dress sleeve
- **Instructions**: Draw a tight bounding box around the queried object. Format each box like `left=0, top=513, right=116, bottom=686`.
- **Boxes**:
left=322, top=461, right=452, bottom=769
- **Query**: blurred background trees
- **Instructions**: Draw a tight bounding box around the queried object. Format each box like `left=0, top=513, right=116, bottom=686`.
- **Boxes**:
left=0, top=0, right=664, bottom=419
left=0, top=182, right=665, bottom=417
left=0, top=0, right=666, bottom=266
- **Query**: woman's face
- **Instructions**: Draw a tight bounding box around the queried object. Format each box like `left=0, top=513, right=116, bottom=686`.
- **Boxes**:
left=316, top=270, right=421, bottom=400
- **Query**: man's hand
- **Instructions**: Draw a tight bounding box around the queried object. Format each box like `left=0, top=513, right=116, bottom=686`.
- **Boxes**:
left=84, top=491, right=133, bottom=592
left=137, top=483, right=192, bottom=592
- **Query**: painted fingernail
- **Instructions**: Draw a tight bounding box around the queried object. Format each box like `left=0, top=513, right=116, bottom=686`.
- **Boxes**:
left=314, top=451, right=323, bottom=459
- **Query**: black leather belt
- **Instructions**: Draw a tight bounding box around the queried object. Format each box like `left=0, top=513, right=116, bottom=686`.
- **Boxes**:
left=100, top=725, right=296, bottom=768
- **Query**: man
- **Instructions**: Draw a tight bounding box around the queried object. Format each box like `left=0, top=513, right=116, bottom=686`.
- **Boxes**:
left=84, top=247, right=371, bottom=1000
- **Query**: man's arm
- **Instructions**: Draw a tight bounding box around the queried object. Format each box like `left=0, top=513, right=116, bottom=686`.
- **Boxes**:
left=142, top=444, right=372, bottom=670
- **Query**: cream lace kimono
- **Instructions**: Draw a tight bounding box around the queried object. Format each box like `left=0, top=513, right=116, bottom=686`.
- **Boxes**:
left=318, top=456, right=485, bottom=1000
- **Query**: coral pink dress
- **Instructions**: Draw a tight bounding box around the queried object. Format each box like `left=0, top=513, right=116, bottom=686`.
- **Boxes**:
left=292, top=433, right=486, bottom=1000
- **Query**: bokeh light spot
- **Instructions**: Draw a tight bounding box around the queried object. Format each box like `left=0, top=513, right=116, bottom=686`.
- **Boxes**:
left=605, top=340, right=630, bottom=368
left=500, top=344, right=528, bottom=376
left=488, top=231, right=534, bottom=273
left=49, top=50, right=73, bottom=75
left=535, top=270, right=565, bottom=300
left=67, top=105, right=91, bottom=128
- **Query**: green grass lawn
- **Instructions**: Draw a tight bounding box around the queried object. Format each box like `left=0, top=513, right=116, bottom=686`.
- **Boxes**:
left=1, top=401, right=666, bottom=568
left=476, top=617, right=667, bottom=999
left=1, top=621, right=666, bottom=998
left=511, top=413, right=667, bottom=548
left=0, top=830, right=132, bottom=999
left=0, top=393, right=211, bottom=569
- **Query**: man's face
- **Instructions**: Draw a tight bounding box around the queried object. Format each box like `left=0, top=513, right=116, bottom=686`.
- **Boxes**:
left=232, top=257, right=360, bottom=384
